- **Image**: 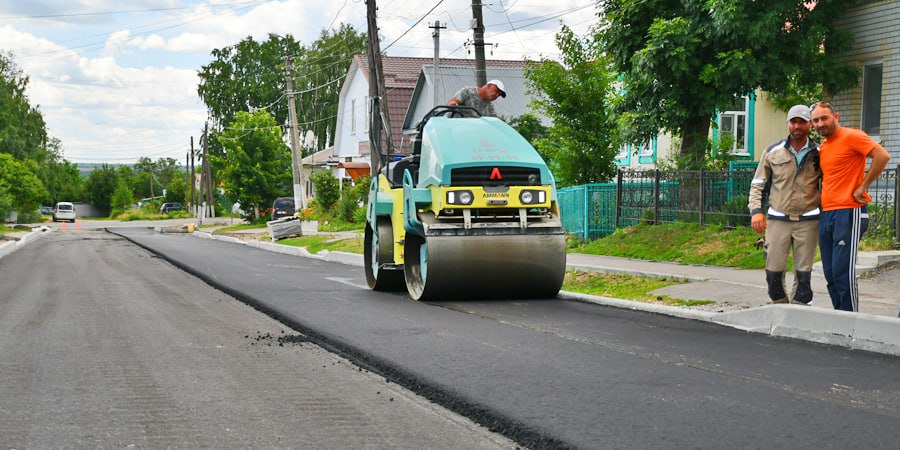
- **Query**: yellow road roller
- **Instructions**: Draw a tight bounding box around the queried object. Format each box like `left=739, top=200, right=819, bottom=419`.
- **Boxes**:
left=364, top=106, right=566, bottom=301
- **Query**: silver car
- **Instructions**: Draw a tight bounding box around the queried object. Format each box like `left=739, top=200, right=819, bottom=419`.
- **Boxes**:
left=53, top=202, right=76, bottom=222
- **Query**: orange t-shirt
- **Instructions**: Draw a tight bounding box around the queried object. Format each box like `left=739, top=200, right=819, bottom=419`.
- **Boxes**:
left=819, top=127, right=881, bottom=211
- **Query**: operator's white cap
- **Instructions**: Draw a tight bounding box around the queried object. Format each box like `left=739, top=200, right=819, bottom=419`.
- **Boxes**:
left=787, top=104, right=811, bottom=122
left=487, top=79, right=506, bottom=97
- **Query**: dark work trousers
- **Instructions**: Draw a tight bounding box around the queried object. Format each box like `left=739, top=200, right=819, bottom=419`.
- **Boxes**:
left=818, top=206, right=868, bottom=312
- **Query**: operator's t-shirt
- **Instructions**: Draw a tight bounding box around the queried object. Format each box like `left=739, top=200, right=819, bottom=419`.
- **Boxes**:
left=819, top=126, right=882, bottom=211
left=452, top=87, right=497, bottom=117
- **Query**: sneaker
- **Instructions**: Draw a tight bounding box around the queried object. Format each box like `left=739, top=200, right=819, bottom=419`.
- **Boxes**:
left=790, top=299, right=811, bottom=305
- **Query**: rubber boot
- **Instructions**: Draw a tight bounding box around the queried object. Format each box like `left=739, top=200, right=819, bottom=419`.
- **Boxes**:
left=792, top=271, right=813, bottom=305
left=766, top=270, right=788, bottom=304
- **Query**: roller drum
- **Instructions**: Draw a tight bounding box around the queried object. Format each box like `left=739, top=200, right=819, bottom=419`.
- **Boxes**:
left=404, top=233, right=566, bottom=301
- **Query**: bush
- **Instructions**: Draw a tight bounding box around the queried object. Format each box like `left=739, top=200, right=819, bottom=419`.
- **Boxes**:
left=311, top=171, right=340, bottom=213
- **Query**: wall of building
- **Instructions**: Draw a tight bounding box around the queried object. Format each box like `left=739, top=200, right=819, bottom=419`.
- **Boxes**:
left=831, top=0, right=899, bottom=156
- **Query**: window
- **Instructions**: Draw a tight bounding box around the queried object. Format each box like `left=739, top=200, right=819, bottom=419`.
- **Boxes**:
left=861, top=61, right=882, bottom=138
left=718, top=96, right=749, bottom=155
left=615, top=143, right=629, bottom=165
left=364, top=96, right=370, bottom=132
left=351, top=98, right=357, bottom=134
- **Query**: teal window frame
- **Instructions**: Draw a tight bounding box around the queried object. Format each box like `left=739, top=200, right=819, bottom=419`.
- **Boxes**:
left=713, top=93, right=755, bottom=160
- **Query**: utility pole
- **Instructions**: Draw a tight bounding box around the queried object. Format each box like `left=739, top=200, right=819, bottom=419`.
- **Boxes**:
left=366, top=0, right=387, bottom=174
left=430, top=20, right=446, bottom=108
left=472, top=0, right=487, bottom=86
left=283, top=51, right=307, bottom=211
left=189, top=136, right=195, bottom=213
left=204, top=123, right=214, bottom=217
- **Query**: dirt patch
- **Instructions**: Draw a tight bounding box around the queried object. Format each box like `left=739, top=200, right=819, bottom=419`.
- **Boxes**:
left=859, top=260, right=900, bottom=283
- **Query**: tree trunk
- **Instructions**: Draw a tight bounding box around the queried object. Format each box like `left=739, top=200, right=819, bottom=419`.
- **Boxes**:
left=679, top=117, right=712, bottom=169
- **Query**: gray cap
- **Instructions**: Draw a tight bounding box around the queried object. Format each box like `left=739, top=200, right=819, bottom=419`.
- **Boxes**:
left=787, top=104, right=811, bottom=121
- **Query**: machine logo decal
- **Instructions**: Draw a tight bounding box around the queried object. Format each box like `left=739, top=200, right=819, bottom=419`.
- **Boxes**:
left=490, top=167, right=503, bottom=180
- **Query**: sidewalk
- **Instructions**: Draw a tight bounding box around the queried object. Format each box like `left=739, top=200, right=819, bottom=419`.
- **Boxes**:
left=566, top=252, right=900, bottom=318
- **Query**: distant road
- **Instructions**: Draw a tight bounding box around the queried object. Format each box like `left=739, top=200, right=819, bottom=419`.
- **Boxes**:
left=0, top=230, right=515, bottom=449
left=114, top=227, right=900, bottom=449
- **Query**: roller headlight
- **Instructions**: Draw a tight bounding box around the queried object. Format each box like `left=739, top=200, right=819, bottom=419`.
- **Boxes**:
left=447, top=190, right=474, bottom=205
left=519, top=190, right=546, bottom=205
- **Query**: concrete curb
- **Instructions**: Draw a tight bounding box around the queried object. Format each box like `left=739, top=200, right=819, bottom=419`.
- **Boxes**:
left=0, top=227, right=51, bottom=260
left=190, top=230, right=900, bottom=357
left=193, top=231, right=364, bottom=267
left=564, top=290, right=900, bottom=357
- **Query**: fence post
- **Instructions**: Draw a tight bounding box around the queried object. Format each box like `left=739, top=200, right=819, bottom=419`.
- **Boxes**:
left=653, top=169, right=661, bottom=225
left=615, top=169, right=622, bottom=230
left=699, top=169, right=705, bottom=226
left=582, top=185, right=589, bottom=242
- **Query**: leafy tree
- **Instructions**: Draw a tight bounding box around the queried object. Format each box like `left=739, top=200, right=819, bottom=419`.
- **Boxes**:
left=165, top=174, right=187, bottom=204
left=524, top=25, right=619, bottom=185
left=0, top=153, right=47, bottom=218
left=508, top=113, right=549, bottom=148
left=310, top=170, right=340, bottom=213
left=0, top=51, right=48, bottom=161
left=84, top=164, right=120, bottom=216
left=32, top=138, right=83, bottom=204
left=109, top=178, right=135, bottom=217
left=597, top=0, right=859, bottom=168
left=214, top=110, right=291, bottom=221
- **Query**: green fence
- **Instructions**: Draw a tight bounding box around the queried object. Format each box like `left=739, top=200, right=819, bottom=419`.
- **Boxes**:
left=558, top=163, right=900, bottom=243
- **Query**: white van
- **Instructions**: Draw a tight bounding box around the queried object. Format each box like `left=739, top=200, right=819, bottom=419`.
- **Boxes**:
left=53, top=202, right=76, bottom=222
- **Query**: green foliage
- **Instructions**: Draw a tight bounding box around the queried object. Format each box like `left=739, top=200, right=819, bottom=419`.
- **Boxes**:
left=197, top=25, right=365, bottom=156
left=507, top=113, right=548, bottom=146
left=83, top=164, right=119, bottom=215
left=0, top=51, right=48, bottom=161
left=311, top=170, right=340, bottom=212
left=524, top=25, right=619, bottom=186
left=0, top=153, right=48, bottom=219
left=597, top=0, right=859, bottom=164
left=214, top=110, right=292, bottom=221
left=109, top=178, right=135, bottom=217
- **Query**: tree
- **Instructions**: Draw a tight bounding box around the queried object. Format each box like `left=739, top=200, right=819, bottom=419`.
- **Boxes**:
left=311, top=170, right=340, bottom=213
left=214, top=110, right=291, bottom=221
left=84, top=164, right=120, bottom=216
left=109, top=178, right=135, bottom=217
left=0, top=51, right=48, bottom=161
left=597, top=0, right=859, bottom=167
left=0, top=153, right=47, bottom=218
left=524, top=25, right=620, bottom=185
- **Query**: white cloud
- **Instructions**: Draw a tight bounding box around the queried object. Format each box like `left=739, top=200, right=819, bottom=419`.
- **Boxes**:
left=2, top=0, right=598, bottom=163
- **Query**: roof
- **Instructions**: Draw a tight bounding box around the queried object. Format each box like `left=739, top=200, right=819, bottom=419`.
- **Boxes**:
left=352, top=55, right=527, bottom=151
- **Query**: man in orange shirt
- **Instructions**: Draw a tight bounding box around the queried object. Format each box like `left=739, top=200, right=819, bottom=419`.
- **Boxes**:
left=810, top=101, right=891, bottom=312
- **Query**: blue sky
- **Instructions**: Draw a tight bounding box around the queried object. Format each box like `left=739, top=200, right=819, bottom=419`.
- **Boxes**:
left=1, top=0, right=597, bottom=164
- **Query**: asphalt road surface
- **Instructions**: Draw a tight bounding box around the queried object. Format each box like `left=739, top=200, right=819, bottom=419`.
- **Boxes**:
left=107, top=227, right=900, bottom=449
left=0, top=230, right=516, bottom=449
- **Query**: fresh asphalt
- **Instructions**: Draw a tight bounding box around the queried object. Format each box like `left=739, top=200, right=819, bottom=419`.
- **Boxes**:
left=103, top=227, right=900, bottom=449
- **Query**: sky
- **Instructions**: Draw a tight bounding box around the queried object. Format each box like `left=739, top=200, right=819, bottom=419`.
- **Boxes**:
left=1, top=0, right=599, bottom=164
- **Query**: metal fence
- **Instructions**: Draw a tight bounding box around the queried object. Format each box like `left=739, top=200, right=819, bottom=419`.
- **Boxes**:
left=559, top=166, right=899, bottom=242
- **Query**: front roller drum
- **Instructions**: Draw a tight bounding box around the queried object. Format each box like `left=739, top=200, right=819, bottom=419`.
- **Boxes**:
left=403, top=233, right=566, bottom=301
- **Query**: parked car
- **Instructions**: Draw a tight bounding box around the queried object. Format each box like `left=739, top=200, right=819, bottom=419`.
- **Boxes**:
left=53, top=202, right=76, bottom=222
left=40, top=206, right=54, bottom=215
left=160, top=202, right=184, bottom=214
left=272, top=197, right=295, bottom=220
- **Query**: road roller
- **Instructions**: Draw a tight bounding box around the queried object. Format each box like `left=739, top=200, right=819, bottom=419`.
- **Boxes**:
left=364, top=105, right=566, bottom=301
